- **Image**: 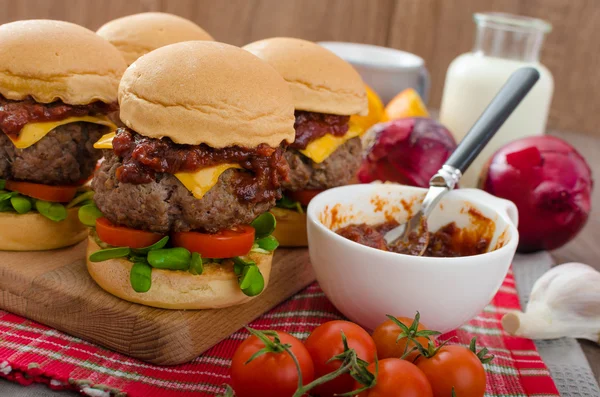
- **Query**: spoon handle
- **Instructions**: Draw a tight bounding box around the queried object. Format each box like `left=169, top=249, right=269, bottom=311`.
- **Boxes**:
left=445, top=67, right=540, bottom=174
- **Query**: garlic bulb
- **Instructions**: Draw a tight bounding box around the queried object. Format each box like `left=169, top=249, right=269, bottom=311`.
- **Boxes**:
left=502, top=262, right=600, bottom=342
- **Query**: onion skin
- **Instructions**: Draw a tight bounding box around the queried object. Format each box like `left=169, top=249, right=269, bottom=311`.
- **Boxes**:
left=358, top=118, right=457, bottom=187
left=482, top=136, right=593, bottom=252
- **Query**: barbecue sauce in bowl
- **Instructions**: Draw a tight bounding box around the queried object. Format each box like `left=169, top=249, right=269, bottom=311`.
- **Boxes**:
left=336, top=215, right=493, bottom=257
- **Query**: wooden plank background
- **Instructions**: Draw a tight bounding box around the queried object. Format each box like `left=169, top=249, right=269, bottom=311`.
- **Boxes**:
left=0, top=0, right=598, bottom=135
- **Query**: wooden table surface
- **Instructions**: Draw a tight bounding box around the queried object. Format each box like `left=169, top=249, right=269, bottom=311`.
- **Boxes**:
left=548, top=130, right=599, bottom=382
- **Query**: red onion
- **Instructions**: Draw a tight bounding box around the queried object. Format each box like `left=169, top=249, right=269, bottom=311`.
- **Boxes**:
left=358, top=118, right=457, bottom=187
left=482, top=136, right=593, bottom=252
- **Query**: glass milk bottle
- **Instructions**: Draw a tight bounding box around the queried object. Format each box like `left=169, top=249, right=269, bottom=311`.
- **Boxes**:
left=440, top=13, right=553, bottom=188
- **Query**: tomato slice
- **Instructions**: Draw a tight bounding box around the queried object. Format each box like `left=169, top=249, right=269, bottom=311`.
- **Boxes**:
left=96, top=217, right=165, bottom=249
left=5, top=180, right=78, bottom=203
left=287, top=189, right=324, bottom=207
left=172, top=225, right=255, bottom=258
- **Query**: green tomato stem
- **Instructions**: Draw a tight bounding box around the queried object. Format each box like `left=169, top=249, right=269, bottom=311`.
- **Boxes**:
left=293, top=358, right=355, bottom=397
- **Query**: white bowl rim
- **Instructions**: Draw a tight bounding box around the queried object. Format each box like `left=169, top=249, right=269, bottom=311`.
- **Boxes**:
left=307, top=184, right=519, bottom=267
left=318, top=41, right=424, bottom=69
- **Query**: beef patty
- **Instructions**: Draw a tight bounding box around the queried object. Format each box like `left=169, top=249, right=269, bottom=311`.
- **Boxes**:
left=284, top=137, right=362, bottom=191
left=92, top=152, right=274, bottom=233
left=0, top=122, right=106, bottom=185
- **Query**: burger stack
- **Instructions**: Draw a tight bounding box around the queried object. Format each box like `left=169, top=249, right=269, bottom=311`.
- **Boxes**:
left=244, top=38, right=368, bottom=246
left=0, top=14, right=367, bottom=310
left=0, top=20, right=125, bottom=250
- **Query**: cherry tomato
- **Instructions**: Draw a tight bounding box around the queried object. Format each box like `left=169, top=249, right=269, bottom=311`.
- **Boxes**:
left=354, top=358, right=433, bottom=397
left=231, top=331, right=315, bottom=397
left=372, top=316, right=431, bottom=362
left=5, top=180, right=77, bottom=203
left=304, top=320, right=377, bottom=397
left=287, top=189, right=323, bottom=206
left=171, top=225, right=255, bottom=258
left=95, top=217, right=165, bottom=248
left=415, top=345, right=486, bottom=397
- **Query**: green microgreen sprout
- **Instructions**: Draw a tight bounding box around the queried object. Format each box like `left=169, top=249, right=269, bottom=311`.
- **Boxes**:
left=130, top=260, right=152, bottom=293
left=250, top=212, right=277, bottom=239
left=147, top=247, right=191, bottom=270
left=276, top=195, right=304, bottom=213
left=89, top=247, right=131, bottom=262
left=78, top=203, right=104, bottom=226
left=189, top=252, right=204, bottom=275
left=10, top=195, right=32, bottom=214
left=35, top=200, right=67, bottom=222
left=66, top=190, right=94, bottom=209
left=131, top=236, right=169, bottom=255
left=233, top=256, right=264, bottom=296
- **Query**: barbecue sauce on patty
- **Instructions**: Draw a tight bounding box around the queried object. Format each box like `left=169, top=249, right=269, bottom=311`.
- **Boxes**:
left=291, top=110, right=350, bottom=150
left=112, top=127, right=289, bottom=204
left=0, top=94, right=117, bottom=138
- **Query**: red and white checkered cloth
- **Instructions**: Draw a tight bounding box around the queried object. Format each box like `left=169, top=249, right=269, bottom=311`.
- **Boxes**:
left=0, top=268, right=559, bottom=396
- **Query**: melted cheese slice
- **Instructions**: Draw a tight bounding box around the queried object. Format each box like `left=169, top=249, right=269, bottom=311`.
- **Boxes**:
left=175, top=164, right=242, bottom=199
left=93, top=131, right=116, bottom=149
left=10, top=116, right=117, bottom=149
left=93, top=133, right=241, bottom=199
left=299, top=122, right=364, bottom=164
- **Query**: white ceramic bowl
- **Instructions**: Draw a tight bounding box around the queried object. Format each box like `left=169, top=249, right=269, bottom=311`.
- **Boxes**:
left=307, top=184, right=519, bottom=332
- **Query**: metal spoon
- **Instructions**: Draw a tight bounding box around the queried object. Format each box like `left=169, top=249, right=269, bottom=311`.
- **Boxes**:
left=383, top=67, right=541, bottom=255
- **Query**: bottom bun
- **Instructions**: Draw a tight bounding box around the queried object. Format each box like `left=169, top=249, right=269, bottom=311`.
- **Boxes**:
left=0, top=208, right=87, bottom=251
left=270, top=207, right=307, bottom=247
left=86, top=236, right=273, bottom=309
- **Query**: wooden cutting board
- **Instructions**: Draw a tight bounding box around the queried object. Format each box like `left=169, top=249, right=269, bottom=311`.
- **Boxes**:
left=0, top=242, right=315, bottom=365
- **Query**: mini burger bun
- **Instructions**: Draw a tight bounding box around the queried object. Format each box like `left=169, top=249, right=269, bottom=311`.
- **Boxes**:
left=243, top=37, right=368, bottom=116
left=270, top=208, right=308, bottom=247
left=0, top=208, right=87, bottom=251
left=97, top=12, right=214, bottom=66
left=86, top=236, right=273, bottom=309
left=0, top=20, right=126, bottom=105
left=118, top=41, right=295, bottom=148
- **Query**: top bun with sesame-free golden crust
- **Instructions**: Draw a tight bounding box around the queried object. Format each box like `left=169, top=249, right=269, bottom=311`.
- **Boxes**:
left=97, top=12, right=214, bottom=66
left=0, top=20, right=126, bottom=105
left=118, top=41, right=296, bottom=148
left=243, top=37, right=368, bottom=116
